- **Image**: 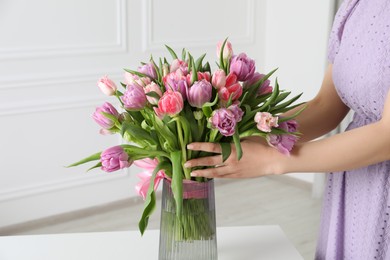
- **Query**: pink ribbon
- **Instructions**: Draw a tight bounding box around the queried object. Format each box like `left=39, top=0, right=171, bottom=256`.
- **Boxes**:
left=134, top=158, right=166, bottom=200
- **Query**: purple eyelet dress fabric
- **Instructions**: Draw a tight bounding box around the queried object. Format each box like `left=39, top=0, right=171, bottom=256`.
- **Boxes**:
left=315, top=0, right=390, bottom=259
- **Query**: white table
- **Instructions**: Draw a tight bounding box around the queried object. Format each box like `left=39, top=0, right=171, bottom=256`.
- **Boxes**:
left=0, top=225, right=303, bottom=260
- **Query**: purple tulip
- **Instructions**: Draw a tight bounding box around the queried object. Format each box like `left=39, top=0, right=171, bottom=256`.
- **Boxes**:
left=243, top=72, right=273, bottom=96
left=100, top=146, right=132, bottom=172
left=227, top=102, right=244, bottom=123
left=209, top=108, right=237, bottom=136
left=163, top=71, right=189, bottom=100
left=267, top=120, right=299, bottom=156
left=138, top=63, right=157, bottom=79
left=121, top=84, right=147, bottom=110
left=92, top=102, right=119, bottom=129
left=187, top=79, right=212, bottom=108
left=230, top=53, right=256, bottom=82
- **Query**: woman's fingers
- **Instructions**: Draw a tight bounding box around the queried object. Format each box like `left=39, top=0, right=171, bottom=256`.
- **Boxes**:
left=184, top=155, right=223, bottom=168
left=187, top=142, right=222, bottom=153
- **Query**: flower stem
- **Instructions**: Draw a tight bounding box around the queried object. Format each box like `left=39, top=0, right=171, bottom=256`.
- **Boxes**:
left=175, top=118, right=191, bottom=180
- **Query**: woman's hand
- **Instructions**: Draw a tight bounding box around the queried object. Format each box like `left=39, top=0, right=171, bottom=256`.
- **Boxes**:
left=184, top=137, right=281, bottom=178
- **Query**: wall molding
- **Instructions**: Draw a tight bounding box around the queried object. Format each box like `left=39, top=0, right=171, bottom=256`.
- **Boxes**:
left=0, top=167, right=133, bottom=203
left=0, top=70, right=124, bottom=116
left=0, top=0, right=128, bottom=60
left=141, top=0, right=256, bottom=52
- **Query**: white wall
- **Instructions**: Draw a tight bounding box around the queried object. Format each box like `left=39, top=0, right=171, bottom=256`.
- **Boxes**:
left=0, top=0, right=336, bottom=227
left=263, top=0, right=335, bottom=183
left=0, top=0, right=267, bottom=228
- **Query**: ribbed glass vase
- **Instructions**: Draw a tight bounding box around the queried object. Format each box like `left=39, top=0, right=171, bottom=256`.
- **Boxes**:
left=158, top=178, right=218, bottom=260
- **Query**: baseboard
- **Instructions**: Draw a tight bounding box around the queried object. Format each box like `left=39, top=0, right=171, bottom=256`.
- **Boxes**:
left=0, top=175, right=313, bottom=236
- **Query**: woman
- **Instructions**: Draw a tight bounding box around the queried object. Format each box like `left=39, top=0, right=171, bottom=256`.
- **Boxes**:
left=184, top=0, right=390, bottom=259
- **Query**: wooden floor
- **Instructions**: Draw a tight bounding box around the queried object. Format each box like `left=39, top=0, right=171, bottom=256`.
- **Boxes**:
left=1, top=176, right=323, bottom=260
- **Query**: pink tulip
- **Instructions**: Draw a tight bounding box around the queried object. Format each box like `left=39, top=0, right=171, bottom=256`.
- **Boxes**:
left=144, top=82, right=162, bottom=105
left=254, top=112, right=279, bottom=132
left=211, top=69, right=226, bottom=89
left=163, top=71, right=188, bottom=100
left=121, top=84, right=147, bottom=110
left=187, top=79, right=212, bottom=108
left=154, top=91, right=184, bottom=117
left=124, top=72, right=151, bottom=87
left=97, top=76, right=117, bottom=96
left=100, top=146, right=132, bottom=172
left=186, top=71, right=211, bottom=86
left=218, top=73, right=243, bottom=101
left=92, top=102, right=119, bottom=130
left=170, top=59, right=189, bottom=75
left=216, top=40, right=233, bottom=61
left=134, top=158, right=166, bottom=200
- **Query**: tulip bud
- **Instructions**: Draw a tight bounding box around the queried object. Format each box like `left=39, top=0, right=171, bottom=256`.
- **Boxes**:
left=97, top=76, right=117, bottom=96
left=162, top=63, right=170, bottom=77
left=216, top=40, right=233, bottom=61
left=193, top=110, right=204, bottom=120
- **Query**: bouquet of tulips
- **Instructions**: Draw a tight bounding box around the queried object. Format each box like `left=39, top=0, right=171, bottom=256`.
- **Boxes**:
left=68, top=39, right=303, bottom=236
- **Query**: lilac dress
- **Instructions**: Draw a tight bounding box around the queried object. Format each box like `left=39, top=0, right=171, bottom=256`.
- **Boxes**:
left=315, top=0, right=390, bottom=259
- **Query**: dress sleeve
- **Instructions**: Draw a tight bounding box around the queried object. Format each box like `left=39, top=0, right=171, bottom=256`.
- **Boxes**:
left=327, top=0, right=360, bottom=63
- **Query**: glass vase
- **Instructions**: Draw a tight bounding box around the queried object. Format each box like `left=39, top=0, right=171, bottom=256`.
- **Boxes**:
left=158, top=178, right=218, bottom=260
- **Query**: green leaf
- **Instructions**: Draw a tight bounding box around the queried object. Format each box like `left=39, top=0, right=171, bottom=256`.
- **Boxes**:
left=138, top=161, right=170, bottom=235
left=170, top=150, right=183, bottom=216
left=123, top=69, right=149, bottom=79
left=278, top=104, right=307, bottom=123
left=152, top=115, right=178, bottom=151
left=121, top=121, right=158, bottom=149
left=165, top=45, right=178, bottom=60
left=181, top=48, right=186, bottom=61
left=145, top=91, right=161, bottom=100
left=195, top=53, right=206, bottom=71
left=233, top=131, right=242, bottom=160
left=202, top=94, right=219, bottom=118
left=258, top=78, right=280, bottom=111
left=273, top=91, right=291, bottom=105
left=219, top=38, right=228, bottom=71
left=66, top=152, right=101, bottom=168
left=270, top=93, right=303, bottom=113
left=191, top=55, right=198, bottom=84
left=87, top=162, right=102, bottom=172
left=203, top=62, right=211, bottom=73
left=220, top=142, right=231, bottom=162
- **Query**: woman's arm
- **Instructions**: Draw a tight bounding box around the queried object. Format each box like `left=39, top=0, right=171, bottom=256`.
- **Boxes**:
left=185, top=66, right=390, bottom=178
left=285, top=64, right=350, bottom=142
left=277, top=90, right=390, bottom=174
